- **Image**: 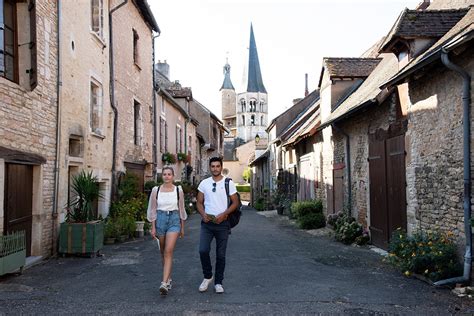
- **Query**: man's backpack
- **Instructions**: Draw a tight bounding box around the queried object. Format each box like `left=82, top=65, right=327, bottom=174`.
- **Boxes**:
left=225, top=178, right=242, bottom=228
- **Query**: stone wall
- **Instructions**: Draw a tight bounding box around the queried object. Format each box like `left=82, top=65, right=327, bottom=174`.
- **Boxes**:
left=111, top=0, right=154, bottom=181
left=405, top=47, right=474, bottom=242
left=0, top=0, right=58, bottom=257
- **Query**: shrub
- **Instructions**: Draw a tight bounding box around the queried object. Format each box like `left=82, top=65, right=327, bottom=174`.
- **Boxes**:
left=298, top=213, right=326, bottom=230
left=327, top=211, right=343, bottom=228
left=387, top=229, right=462, bottom=281
left=291, top=200, right=323, bottom=218
left=254, top=197, right=265, bottom=211
left=242, top=167, right=251, bottom=183
left=236, top=184, right=251, bottom=192
left=335, top=215, right=363, bottom=244
left=118, top=173, right=140, bottom=202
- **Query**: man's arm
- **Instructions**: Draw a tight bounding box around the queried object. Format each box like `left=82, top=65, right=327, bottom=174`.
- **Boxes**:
left=196, top=191, right=210, bottom=223
left=215, top=193, right=239, bottom=224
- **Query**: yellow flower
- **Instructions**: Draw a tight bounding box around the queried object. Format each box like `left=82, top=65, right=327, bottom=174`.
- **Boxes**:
left=404, top=271, right=411, bottom=277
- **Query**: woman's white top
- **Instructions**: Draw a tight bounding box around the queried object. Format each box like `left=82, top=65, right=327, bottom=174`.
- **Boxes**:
left=146, top=185, right=187, bottom=222
left=157, top=189, right=178, bottom=211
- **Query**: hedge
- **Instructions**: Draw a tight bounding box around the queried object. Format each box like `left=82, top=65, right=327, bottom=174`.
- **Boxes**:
left=236, top=185, right=251, bottom=192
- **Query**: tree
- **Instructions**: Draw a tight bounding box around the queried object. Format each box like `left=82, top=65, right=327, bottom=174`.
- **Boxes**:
left=242, top=167, right=251, bottom=183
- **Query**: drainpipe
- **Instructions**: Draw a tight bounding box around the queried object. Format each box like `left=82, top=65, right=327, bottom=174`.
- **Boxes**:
left=109, top=0, right=128, bottom=203
left=52, top=0, right=62, bottom=256
left=332, top=123, right=352, bottom=214
left=152, top=31, right=161, bottom=180
left=434, top=49, right=472, bottom=286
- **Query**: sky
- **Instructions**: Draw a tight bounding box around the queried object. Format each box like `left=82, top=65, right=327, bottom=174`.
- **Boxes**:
left=149, top=0, right=421, bottom=121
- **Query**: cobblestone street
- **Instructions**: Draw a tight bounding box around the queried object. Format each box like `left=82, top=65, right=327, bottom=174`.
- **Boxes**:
left=0, top=207, right=473, bottom=314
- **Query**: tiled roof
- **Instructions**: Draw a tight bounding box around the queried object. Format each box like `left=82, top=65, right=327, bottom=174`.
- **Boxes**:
left=323, top=58, right=382, bottom=78
left=320, top=53, right=399, bottom=127
left=382, top=7, right=473, bottom=88
left=380, top=8, right=469, bottom=52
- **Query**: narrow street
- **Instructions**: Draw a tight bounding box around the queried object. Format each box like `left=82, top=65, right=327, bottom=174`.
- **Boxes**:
left=1, top=207, right=473, bottom=315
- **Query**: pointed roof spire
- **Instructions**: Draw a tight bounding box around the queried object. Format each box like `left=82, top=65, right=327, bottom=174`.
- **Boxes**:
left=220, top=56, right=235, bottom=91
left=247, top=24, right=267, bottom=93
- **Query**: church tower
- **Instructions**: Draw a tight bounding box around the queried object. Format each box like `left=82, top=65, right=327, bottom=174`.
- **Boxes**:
left=220, top=59, right=237, bottom=137
left=237, top=24, right=268, bottom=143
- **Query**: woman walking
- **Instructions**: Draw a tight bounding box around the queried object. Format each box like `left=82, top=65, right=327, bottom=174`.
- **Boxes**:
left=147, top=166, right=187, bottom=295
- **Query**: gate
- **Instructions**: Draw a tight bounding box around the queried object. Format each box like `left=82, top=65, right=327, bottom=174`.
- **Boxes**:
left=4, top=164, right=33, bottom=256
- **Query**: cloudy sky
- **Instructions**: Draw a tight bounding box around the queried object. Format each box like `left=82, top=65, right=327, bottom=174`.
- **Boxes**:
left=149, top=0, right=420, bottom=120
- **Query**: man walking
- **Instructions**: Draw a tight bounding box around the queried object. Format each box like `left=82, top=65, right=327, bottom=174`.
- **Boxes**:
left=197, top=157, right=239, bottom=294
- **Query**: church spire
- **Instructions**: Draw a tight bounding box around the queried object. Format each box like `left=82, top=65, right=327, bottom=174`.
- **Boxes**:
left=247, top=24, right=267, bottom=93
left=220, top=57, right=235, bottom=90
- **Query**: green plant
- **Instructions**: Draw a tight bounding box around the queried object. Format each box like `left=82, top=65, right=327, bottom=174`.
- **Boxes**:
left=327, top=211, right=343, bottom=227
left=144, top=180, right=160, bottom=192
left=104, top=218, right=118, bottom=238
left=387, top=229, right=461, bottom=281
left=290, top=200, right=323, bottom=218
left=254, top=197, right=265, bottom=211
left=118, top=173, right=140, bottom=202
left=177, top=152, right=188, bottom=162
left=236, top=184, right=251, bottom=192
left=66, top=170, right=103, bottom=223
left=334, top=214, right=363, bottom=244
left=298, top=212, right=326, bottom=229
left=242, top=167, right=251, bottom=183
left=162, top=152, right=177, bottom=164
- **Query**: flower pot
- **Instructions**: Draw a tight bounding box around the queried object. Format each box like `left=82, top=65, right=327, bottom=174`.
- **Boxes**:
left=59, top=221, right=104, bottom=255
left=135, top=221, right=145, bottom=238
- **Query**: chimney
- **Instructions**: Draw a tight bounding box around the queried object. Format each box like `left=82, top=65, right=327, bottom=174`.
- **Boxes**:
left=416, top=0, right=430, bottom=10
left=304, top=73, right=309, bottom=97
left=157, top=60, right=170, bottom=79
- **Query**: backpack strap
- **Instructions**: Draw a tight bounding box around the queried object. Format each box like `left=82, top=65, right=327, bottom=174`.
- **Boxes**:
left=225, top=178, right=231, bottom=207
left=176, top=185, right=180, bottom=202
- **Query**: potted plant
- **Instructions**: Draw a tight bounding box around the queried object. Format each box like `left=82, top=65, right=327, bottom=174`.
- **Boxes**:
left=162, top=152, right=177, bottom=164
left=59, top=170, right=104, bottom=256
left=177, top=152, right=188, bottom=162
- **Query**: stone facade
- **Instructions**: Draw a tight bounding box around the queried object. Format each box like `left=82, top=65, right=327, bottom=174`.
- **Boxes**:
left=57, top=0, right=113, bottom=223
left=404, top=47, right=474, bottom=241
left=111, top=0, right=155, bottom=184
left=0, top=0, right=58, bottom=257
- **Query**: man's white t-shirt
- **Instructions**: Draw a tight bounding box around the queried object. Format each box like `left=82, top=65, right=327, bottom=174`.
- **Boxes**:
left=198, top=176, right=237, bottom=216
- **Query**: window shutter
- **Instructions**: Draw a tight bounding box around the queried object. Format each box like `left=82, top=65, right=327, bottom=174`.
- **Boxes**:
left=165, top=122, right=168, bottom=152
left=28, top=0, right=37, bottom=88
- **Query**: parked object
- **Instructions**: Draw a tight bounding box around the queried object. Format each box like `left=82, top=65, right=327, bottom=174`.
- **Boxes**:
left=0, top=231, right=26, bottom=276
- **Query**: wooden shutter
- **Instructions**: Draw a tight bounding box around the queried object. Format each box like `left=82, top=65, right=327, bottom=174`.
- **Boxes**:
left=28, top=0, right=37, bottom=88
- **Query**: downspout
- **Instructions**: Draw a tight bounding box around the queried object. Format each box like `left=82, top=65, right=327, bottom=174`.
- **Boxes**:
left=109, top=0, right=128, bottom=203
left=152, top=31, right=161, bottom=180
left=52, top=0, right=62, bottom=256
left=434, top=49, right=472, bottom=286
left=332, top=123, right=352, bottom=214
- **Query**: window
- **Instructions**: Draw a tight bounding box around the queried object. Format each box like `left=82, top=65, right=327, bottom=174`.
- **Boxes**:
left=251, top=115, right=255, bottom=126
left=240, top=99, right=246, bottom=112
left=69, top=136, right=83, bottom=157
left=242, top=115, right=245, bottom=126
left=133, top=28, right=139, bottom=65
left=261, top=116, right=264, bottom=126
left=176, top=126, right=182, bottom=153
left=160, top=117, right=166, bottom=152
left=90, top=81, right=102, bottom=134
left=188, top=135, right=192, bottom=154
left=134, top=100, right=142, bottom=145
left=260, top=100, right=264, bottom=112
left=161, top=98, right=165, bottom=113
left=91, top=0, right=103, bottom=37
left=0, top=0, right=37, bottom=86
left=249, top=99, right=257, bottom=112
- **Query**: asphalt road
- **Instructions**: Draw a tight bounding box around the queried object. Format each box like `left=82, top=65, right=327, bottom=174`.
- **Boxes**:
left=1, top=206, right=473, bottom=315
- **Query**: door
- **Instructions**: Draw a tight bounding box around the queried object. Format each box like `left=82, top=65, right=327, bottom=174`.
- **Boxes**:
left=368, top=130, right=407, bottom=249
left=4, top=163, right=33, bottom=256
left=333, top=168, right=344, bottom=214
left=124, top=162, right=145, bottom=193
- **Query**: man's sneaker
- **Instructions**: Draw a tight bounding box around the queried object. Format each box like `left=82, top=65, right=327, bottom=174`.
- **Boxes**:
left=215, top=284, right=224, bottom=294
left=159, top=282, right=169, bottom=295
left=199, top=277, right=213, bottom=292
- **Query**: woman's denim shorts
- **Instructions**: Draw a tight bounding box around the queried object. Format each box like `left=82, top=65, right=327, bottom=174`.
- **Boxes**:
left=156, top=210, right=181, bottom=237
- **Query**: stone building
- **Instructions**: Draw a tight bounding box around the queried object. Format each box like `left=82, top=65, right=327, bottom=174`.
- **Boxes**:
left=56, top=0, right=114, bottom=229
left=0, top=0, right=58, bottom=258
left=110, top=0, right=159, bottom=191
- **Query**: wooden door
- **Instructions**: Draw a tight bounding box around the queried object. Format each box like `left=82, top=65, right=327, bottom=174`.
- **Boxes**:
left=4, top=163, right=33, bottom=256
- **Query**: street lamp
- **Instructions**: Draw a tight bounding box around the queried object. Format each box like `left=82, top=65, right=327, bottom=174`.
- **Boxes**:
left=255, top=133, right=260, bottom=144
